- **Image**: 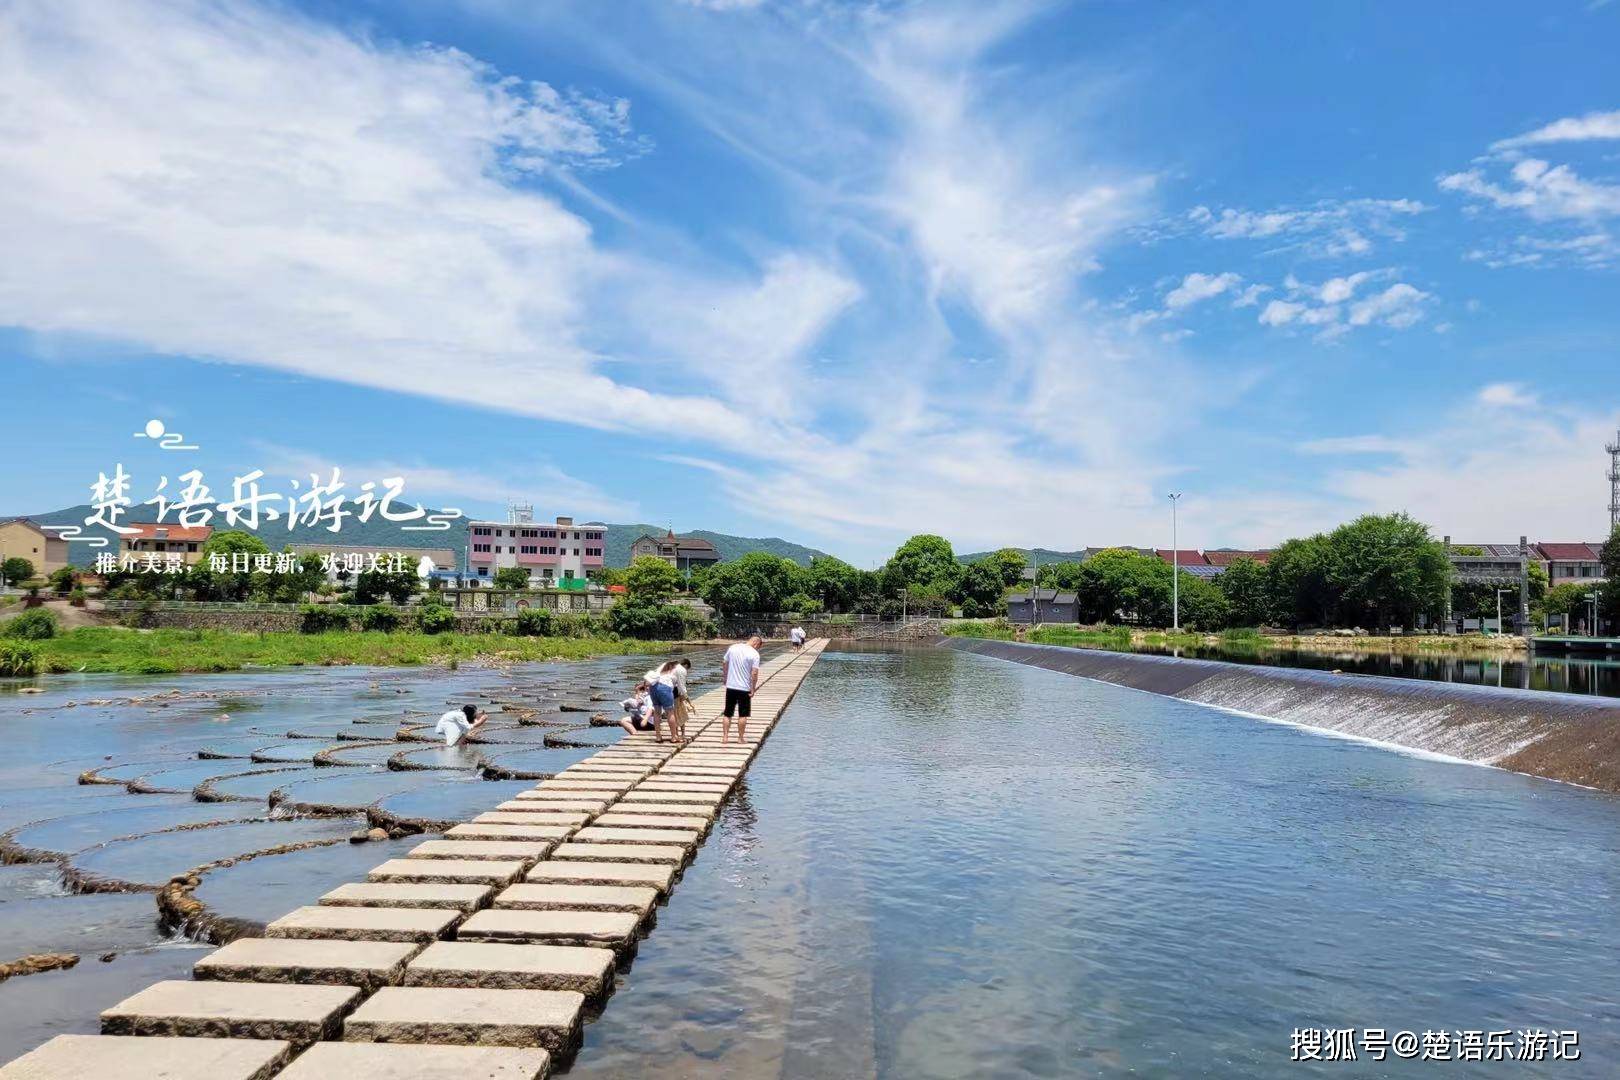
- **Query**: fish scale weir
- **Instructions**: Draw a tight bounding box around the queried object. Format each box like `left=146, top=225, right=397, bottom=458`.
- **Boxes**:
left=0, top=641, right=828, bottom=1080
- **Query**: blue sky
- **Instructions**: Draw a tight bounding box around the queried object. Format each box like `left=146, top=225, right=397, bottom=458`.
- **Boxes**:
left=1, top=0, right=1617, bottom=564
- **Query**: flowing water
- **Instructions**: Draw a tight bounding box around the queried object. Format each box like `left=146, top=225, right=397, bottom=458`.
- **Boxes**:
left=0, top=650, right=731, bottom=1061
left=569, top=646, right=1620, bottom=1078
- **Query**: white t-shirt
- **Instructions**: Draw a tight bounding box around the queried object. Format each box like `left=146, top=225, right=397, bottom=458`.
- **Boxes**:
left=645, top=664, right=689, bottom=697
left=723, top=642, right=760, bottom=692
left=790, top=627, right=806, bottom=644
left=435, top=710, right=472, bottom=746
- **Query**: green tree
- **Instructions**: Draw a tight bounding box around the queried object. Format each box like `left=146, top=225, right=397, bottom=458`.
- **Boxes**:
left=355, top=557, right=421, bottom=604
left=1265, top=535, right=1333, bottom=628
left=623, top=556, right=681, bottom=605
left=1323, top=513, right=1450, bottom=628
left=1, top=557, right=35, bottom=586
left=804, top=556, right=862, bottom=613
left=189, top=530, right=271, bottom=601
left=1217, top=557, right=1272, bottom=627
left=492, top=567, right=531, bottom=590
left=264, top=551, right=325, bottom=604
left=884, top=535, right=961, bottom=596
left=985, top=548, right=1029, bottom=587
left=47, top=566, right=78, bottom=595
left=954, top=558, right=1007, bottom=617
left=1035, top=561, right=1088, bottom=591
left=1074, top=548, right=1172, bottom=624
left=1176, top=573, right=1233, bottom=631
left=1600, top=528, right=1620, bottom=628
left=699, top=552, right=806, bottom=615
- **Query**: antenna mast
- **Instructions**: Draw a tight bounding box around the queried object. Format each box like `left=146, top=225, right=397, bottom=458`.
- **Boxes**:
left=1608, top=428, right=1620, bottom=533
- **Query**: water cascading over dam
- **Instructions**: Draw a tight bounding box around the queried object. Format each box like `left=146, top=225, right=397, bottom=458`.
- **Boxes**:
left=942, top=638, right=1620, bottom=792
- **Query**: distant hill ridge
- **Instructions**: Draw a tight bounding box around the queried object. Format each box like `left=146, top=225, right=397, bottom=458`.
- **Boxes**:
left=13, top=504, right=830, bottom=570
left=959, top=547, right=1092, bottom=565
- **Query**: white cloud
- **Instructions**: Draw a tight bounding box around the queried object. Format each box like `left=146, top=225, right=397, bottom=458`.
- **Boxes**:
left=1317, top=271, right=1373, bottom=304
left=1298, top=434, right=1419, bottom=456
left=1251, top=270, right=1430, bottom=337
left=1347, top=283, right=1431, bottom=329
left=1258, top=299, right=1304, bottom=326
left=1172, top=198, right=1427, bottom=256
left=1440, top=159, right=1620, bottom=221
left=1477, top=383, right=1538, bottom=409
left=1163, top=271, right=1241, bottom=309
left=1491, top=110, right=1620, bottom=151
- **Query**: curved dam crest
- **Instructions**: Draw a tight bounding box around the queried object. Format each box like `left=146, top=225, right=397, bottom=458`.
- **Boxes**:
left=941, top=637, right=1620, bottom=793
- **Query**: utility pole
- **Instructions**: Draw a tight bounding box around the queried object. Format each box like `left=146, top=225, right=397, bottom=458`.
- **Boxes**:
left=1168, top=493, right=1182, bottom=632
left=1031, top=549, right=1040, bottom=629
left=1607, top=428, right=1620, bottom=534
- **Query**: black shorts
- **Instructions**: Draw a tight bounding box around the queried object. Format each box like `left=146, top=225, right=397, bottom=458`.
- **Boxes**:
left=629, top=715, right=655, bottom=731
left=723, top=687, right=752, bottom=718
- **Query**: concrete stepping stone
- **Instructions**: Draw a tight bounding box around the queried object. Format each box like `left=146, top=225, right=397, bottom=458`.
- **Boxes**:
left=562, top=762, right=650, bottom=774
left=593, top=812, right=710, bottom=832
left=659, top=765, right=739, bottom=775
left=266, top=905, right=461, bottom=944
left=278, top=1041, right=549, bottom=1080
left=572, top=826, right=699, bottom=848
left=637, top=781, right=731, bottom=792
left=534, top=780, right=630, bottom=793
left=194, top=938, right=421, bottom=990
left=0, top=1035, right=291, bottom=1080
left=101, top=980, right=360, bottom=1050
left=445, top=823, right=573, bottom=843
left=551, top=842, right=687, bottom=866
left=618, top=790, right=722, bottom=805
left=456, top=909, right=640, bottom=951
left=369, top=859, right=526, bottom=886
left=525, top=861, right=675, bottom=894
left=493, top=883, right=658, bottom=917
left=343, top=986, right=583, bottom=1054
left=408, top=840, right=555, bottom=863
left=606, top=799, right=718, bottom=817
left=405, top=940, right=614, bottom=997
left=505, top=793, right=611, bottom=809
left=320, top=882, right=492, bottom=913
left=475, top=811, right=591, bottom=826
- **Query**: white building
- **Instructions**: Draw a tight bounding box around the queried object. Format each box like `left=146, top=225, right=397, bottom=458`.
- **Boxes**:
left=465, top=505, right=605, bottom=587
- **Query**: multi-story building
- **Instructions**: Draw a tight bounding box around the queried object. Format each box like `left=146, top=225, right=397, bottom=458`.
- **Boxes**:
left=0, top=518, right=69, bottom=579
left=629, top=529, right=722, bottom=575
left=466, top=509, right=605, bottom=587
left=288, top=543, right=458, bottom=584
left=120, top=523, right=213, bottom=566
left=1537, top=542, right=1607, bottom=586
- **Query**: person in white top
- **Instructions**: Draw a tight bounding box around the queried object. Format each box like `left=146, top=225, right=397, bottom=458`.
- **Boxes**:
left=642, top=658, right=692, bottom=743
left=789, top=626, right=806, bottom=650
left=721, top=635, right=762, bottom=745
left=434, top=704, right=486, bottom=747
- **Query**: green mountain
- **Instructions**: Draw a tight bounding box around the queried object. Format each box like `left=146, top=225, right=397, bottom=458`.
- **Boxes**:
left=12, top=504, right=829, bottom=570
left=959, top=547, right=1092, bottom=565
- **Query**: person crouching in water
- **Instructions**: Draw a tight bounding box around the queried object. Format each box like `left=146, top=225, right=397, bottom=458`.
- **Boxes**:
left=436, top=704, right=487, bottom=747
left=618, top=683, right=656, bottom=736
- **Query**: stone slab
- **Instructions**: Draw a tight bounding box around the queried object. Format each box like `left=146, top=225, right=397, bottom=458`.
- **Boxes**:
left=456, top=910, right=639, bottom=950
left=592, top=812, right=710, bottom=832
left=319, top=882, right=493, bottom=913
left=572, top=826, right=699, bottom=847
left=266, top=905, right=461, bottom=944
left=618, top=790, right=722, bottom=805
left=369, top=859, right=525, bottom=885
left=194, top=938, right=421, bottom=990
left=500, top=796, right=610, bottom=811
left=278, top=1041, right=549, bottom=1080
left=445, top=824, right=573, bottom=842
left=493, top=883, right=658, bottom=917
left=605, top=799, right=718, bottom=817
left=405, top=940, right=613, bottom=997
left=0, top=1035, right=291, bottom=1080
left=101, top=980, right=360, bottom=1050
left=408, top=840, right=554, bottom=863
left=510, top=790, right=610, bottom=804
left=551, top=842, right=687, bottom=865
left=343, top=987, right=583, bottom=1053
left=636, top=781, right=731, bottom=793
left=524, top=861, right=676, bottom=893
left=475, top=811, right=591, bottom=826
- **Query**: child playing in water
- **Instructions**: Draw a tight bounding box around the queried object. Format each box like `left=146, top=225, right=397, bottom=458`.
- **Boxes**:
left=618, top=683, right=655, bottom=736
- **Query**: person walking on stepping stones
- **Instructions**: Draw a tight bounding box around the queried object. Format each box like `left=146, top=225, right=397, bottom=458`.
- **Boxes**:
left=722, top=634, right=762, bottom=745
left=435, top=704, right=487, bottom=746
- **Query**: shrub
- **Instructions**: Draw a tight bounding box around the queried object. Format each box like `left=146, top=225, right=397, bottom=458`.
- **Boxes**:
left=418, top=604, right=456, bottom=635
left=514, top=608, right=553, bottom=637
left=2, top=608, right=59, bottom=640
left=608, top=601, right=712, bottom=640
left=359, top=605, right=402, bottom=632
left=48, top=567, right=78, bottom=595
left=69, top=587, right=88, bottom=607
left=0, top=641, right=37, bottom=677
left=300, top=605, right=353, bottom=633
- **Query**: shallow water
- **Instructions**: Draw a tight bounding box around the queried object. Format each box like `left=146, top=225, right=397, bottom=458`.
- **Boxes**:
left=570, top=647, right=1620, bottom=1079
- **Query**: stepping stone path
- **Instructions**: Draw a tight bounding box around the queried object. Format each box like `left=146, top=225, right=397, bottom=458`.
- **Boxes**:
left=4, top=640, right=826, bottom=1076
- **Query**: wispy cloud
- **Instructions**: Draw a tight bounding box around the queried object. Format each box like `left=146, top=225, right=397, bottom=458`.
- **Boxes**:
left=1490, top=109, right=1620, bottom=152
left=1159, top=198, right=1428, bottom=257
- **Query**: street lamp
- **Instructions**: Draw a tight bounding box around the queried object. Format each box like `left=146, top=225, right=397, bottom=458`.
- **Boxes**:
left=1168, top=493, right=1182, bottom=632
left=1586, top=591, right=1600, bottom=637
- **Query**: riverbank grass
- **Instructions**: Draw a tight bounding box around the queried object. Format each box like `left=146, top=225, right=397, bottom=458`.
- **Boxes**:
left=28, top=627, right=676, bottom=675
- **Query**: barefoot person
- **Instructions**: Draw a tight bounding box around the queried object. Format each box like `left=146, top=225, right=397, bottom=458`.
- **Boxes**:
left=435, top=704, right=487, bottom=746
left=789, top=625, right=806, bottom=651
left=643, top=658, right=692, bottom=743
left=721, top=634, right=762, bottom=745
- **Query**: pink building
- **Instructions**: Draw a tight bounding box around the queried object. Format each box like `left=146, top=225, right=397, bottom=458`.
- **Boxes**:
left=465, top=510, right=605, bottom=586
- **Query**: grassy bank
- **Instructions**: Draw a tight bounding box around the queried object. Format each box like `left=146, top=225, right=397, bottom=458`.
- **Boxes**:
left=23, top=627, right=677, bottom=675
left=945, top=620, right=1527, bottom=657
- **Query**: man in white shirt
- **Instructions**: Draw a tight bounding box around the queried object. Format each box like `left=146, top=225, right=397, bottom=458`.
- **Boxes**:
left=789, top=626, right=806, bottom=650
left=435, top=704, right=486, bottom=746
left=721, top=634, right=762, bottom=745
